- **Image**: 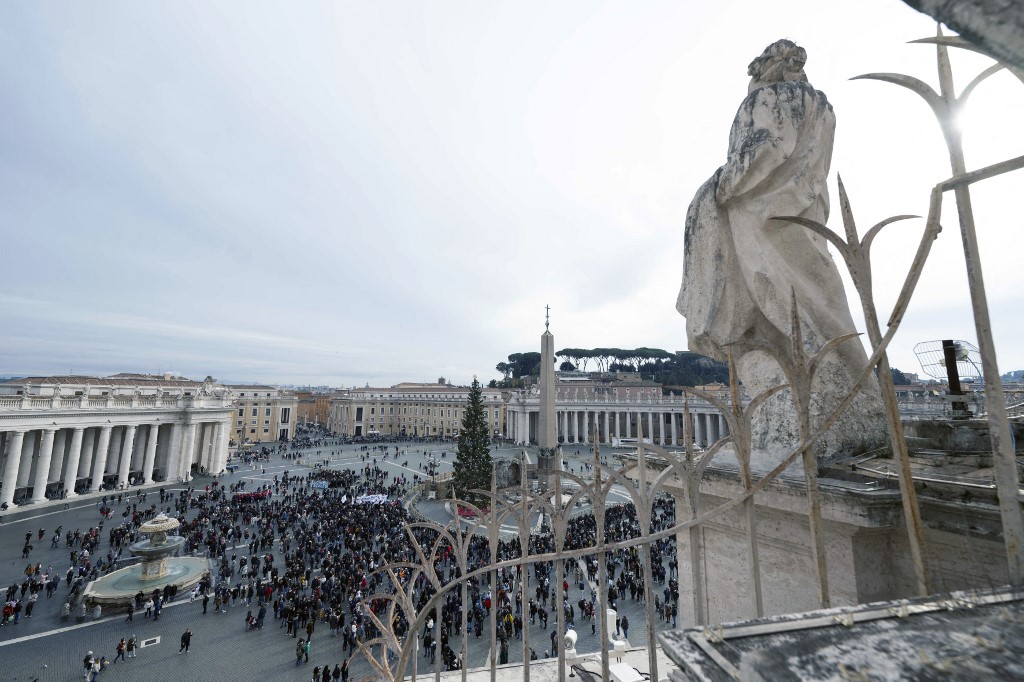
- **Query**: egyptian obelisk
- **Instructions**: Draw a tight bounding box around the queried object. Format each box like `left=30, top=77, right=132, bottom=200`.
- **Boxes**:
left=538, top=305, right=557, bottom=449
left=537, top=306, right=558, bottom=490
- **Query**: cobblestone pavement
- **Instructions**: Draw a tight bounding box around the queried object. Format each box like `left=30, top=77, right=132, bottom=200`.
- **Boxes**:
left=0, top=440, right=677, bottom=681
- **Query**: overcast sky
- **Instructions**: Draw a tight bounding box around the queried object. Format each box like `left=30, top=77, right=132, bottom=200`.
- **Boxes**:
left=2, top=1, right=1022, bottom=388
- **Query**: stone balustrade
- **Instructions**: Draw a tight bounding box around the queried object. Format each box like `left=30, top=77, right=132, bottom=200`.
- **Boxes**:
left=0, top=394, right=233, bottom=412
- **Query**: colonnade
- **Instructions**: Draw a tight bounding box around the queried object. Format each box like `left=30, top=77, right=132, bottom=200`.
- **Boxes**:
left=506, top=408, right=727, bottom=448
left=0, top=418, right=229, bottom=507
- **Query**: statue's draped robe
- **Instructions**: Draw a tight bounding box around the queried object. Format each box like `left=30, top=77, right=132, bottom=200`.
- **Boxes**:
left=678, top=81, right=884, bottom=460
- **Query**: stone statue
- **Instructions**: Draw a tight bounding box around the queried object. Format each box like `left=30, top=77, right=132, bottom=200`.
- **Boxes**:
left=677, top=39, right=884, bottom=462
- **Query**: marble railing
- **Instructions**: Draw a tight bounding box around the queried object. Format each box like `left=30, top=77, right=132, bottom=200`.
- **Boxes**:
left=0, top=394, right=233, bottom=412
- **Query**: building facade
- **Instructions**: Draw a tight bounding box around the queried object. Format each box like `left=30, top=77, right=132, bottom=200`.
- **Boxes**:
left=295, top=390, right=334, bottom=426
left=505, top=372, right=729, bottom=447
left=328, top=381, right=505, bottom=438
left=0, top=374, right=234, bottom=507
left=227, top=385, right=297, bottom=444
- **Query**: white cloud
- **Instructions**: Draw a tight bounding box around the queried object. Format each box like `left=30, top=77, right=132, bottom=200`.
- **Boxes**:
left=0, top=0, right=1021, bottom=386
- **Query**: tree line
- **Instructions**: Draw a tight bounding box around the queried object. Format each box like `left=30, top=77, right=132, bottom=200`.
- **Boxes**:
left=489, top=348, right=921, bottom=393
left=490, top=348, right=730, bottom=389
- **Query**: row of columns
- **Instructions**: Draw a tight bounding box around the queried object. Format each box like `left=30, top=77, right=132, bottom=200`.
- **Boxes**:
left=507, top=409, right=727, bottom=447
left=0, top=420, right=228, bottom=507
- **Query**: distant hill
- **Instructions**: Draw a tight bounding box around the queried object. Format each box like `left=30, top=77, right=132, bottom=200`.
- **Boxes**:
left=1002, top=369, right=1024, bottom=383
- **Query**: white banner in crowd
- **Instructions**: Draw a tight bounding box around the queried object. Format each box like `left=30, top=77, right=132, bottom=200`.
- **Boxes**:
left=356, top=494, right=389, bottom=505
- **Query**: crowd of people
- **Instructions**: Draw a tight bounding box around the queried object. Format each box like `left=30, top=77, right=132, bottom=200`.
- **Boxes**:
left=5, top=433, right=679, bottom=678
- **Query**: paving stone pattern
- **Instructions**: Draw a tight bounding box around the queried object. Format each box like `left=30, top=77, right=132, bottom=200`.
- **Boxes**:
left=0, top=441, right=676, bottom=681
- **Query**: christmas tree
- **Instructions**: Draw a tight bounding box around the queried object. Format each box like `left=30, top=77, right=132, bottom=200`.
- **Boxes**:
left=453, top=377, right=493, bottom=507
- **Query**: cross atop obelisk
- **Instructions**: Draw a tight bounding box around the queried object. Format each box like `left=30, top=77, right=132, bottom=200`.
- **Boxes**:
left=545, top=304, right=550, bottom=331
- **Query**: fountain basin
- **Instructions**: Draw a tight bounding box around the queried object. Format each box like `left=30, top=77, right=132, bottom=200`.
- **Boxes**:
left=83, top=557, right=209, bottom=606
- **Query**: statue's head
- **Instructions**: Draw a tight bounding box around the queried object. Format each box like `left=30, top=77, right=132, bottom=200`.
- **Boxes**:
left=747, top=39, right=808, bottom=92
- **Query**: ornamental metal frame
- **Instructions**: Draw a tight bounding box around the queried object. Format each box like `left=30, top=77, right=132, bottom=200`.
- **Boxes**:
left=346, top=31, right=1024, bottom=682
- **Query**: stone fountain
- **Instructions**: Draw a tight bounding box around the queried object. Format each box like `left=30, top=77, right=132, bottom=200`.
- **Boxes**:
left=83, top=513, right=209, bottom=607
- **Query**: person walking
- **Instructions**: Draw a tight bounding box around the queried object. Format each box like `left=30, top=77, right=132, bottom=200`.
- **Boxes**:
left=295, top=639, right=306, bottom=666
left=83, top=651, right=94, bottom=680
left=202, top=592, right=210, bottom=614
left=124, top=602, right=134, bottom=623
left=114, top=638, right=126, bottom=663
left=127, top=635, right=137, bottom=659
left=179, top=629, right=192, bottom=653
left=143, top=598, right=153, bottom=618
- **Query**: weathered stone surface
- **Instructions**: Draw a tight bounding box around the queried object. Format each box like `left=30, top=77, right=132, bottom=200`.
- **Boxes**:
left=903, top=0, right=1024, bottom=69
left=660, top=585, right=1024, bottom=682
left=677, top=39, right=885, bottom=462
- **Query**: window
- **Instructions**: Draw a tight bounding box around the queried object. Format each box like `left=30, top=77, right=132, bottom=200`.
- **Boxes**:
left=281, top=408, right=291, bottom=424
left=264, top=419, right=270, bottom=426
left=249, top=428, right=256, bottom=434
left=238, top=408, right=244, bottom=416
left=251, top=408, right=258, bottom=417
left=370, top=407, right=375, bottom=415
left=263, top=428, right=269, bottom=433
left=250, top=419, right=257, bottom=426
left=265, top=408, right=271, bottom=417
left=355, top=407, right=363, bottom=421
left=236, top=420, right=242, bottom=426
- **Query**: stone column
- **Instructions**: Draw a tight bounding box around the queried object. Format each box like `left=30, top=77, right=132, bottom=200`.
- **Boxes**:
left=49, top=429, right=67, bottom=481
left=180, top=422, right=198, bottom=481
left=614, top=411, right=620, bottom=439
left=211, top=421, right=224, bottom=473
left=30, top=428, right=57, bottom=503
left=626, top=413, right=632, bottom=439
left=106, top=427, right=124, bottom=476
left=62, top=427, right=85, bottom=498
left=646, top=412, right=654, bottom=443
left=671, top=413, right=678, bottom=446
left=16, top=432, right=35, bottom=488
left=142, top=424, right=159, bottom=483
left=164, top=423, right=184, bottom=482
left=0, top=430, right=26, bottom=507
left=583, top=411, right=589, bottom=443
left=90, top=425, right=113, bottom=492
left=117, top=424, right=138, bottom=488
left=603, top=411, right=609, bottom=444
left=571, top=411, right=578, bottom=443
left=78, top=429, right=95, bottom=478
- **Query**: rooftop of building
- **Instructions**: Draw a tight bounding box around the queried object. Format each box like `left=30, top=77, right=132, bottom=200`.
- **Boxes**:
left=1, top=373, right=205, bottom=387
left=661, top=585, right=1024, bottom=681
